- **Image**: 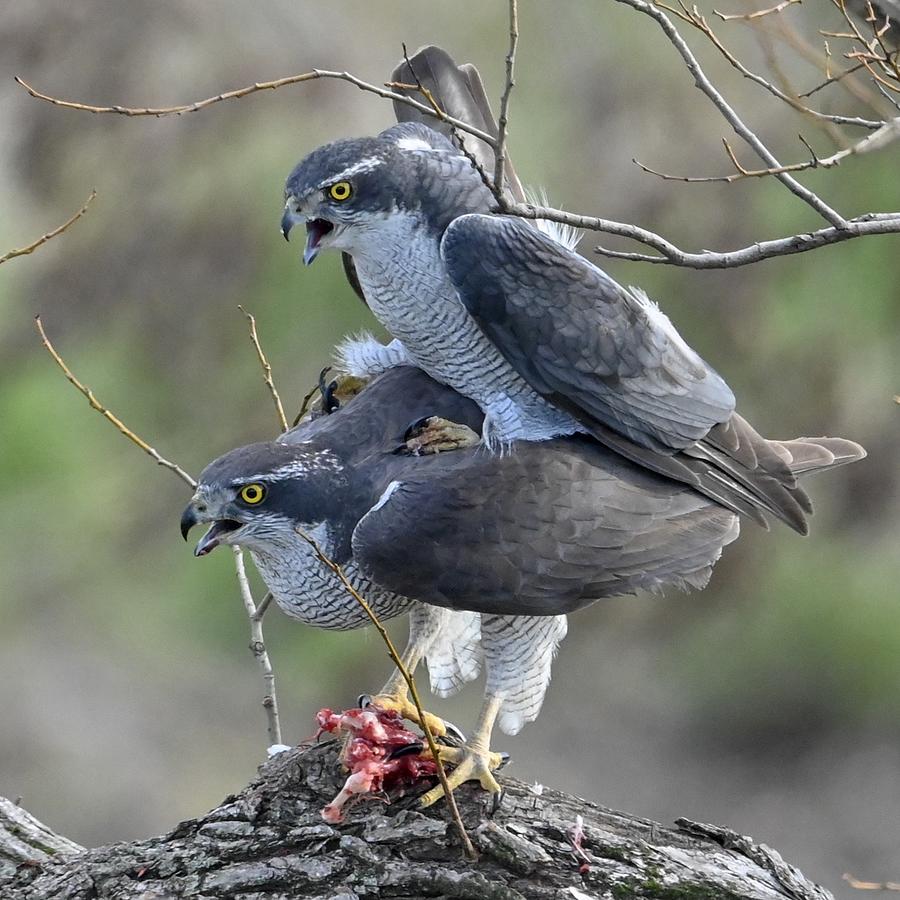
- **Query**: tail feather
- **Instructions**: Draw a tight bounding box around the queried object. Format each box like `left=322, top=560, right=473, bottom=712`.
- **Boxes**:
left=775, top=436, right=867, bottom=476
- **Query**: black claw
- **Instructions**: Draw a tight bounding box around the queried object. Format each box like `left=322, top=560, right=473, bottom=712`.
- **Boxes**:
left=388, top=742, right=425, bottom=760
left=357, top=694, right=373, bottom=709
left=496, top=751, right=511, bottom=769
left=489, top=789, right=505, bottom=817
left=318, top=366, right=340, bottom=414
left=443, top=720, right=467, bottom=745
left=403, top=416, right=435, bottom=442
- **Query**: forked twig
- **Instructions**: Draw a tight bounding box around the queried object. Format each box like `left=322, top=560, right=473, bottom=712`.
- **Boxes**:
left=296, top=527, right=477, bottom=861
left=239, top=306, right=289, bottom=433
left=1, top=191, right=96, bottom=266
left=634, top=118, right=900, bottom=182
left=233, top=549, right=282, bottom=747
left=14, top=71, right=497, bottom=147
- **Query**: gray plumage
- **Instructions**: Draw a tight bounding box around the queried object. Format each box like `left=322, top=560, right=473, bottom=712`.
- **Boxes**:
left=182, top=367, right=863, bottom=736
left=282, top=46, right=864, bottom=535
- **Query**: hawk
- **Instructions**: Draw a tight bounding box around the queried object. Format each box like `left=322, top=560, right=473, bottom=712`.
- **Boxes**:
left=280, top=46, right=848, bottom=536
left=181, top=366, right=863, bottom=803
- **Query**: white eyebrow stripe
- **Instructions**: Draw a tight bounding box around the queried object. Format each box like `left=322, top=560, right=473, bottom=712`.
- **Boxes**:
left=316, top=157, right=384, bottom=188
left=230, top=453, right=344, bottom=484
left=395, top=136, right=436, bottom=152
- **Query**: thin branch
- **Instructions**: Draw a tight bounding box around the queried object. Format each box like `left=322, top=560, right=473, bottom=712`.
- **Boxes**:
left=634, top=116, right=900, bottom=181
left=592, top=212, right=900, bottom=267
left=713, top=0, right=802, bottom=20
left=619, top=0, right=848, bottom=228
left=233, top=548, right=282, bottom=748
left=238, top=306, right=288, bottom=433
left=35, top=316, right=282, bottom=750
left=14, top=71, right=498, bottom=148
left=0, top=191, right=95, bottom=266
left=799, top=60, right=868, bottom=98
left=34, top=315, right=196, bottom=488
left=493, top=0, right=519, bottom=199
left=295, top=527, right=477, bottom=861
left=654, top=2, right=885, bottom=129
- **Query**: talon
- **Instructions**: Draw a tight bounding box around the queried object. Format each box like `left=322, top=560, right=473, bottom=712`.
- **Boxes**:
left=490, top=788, right=505, bottom=816
left=419, top=744, right=506, bottom=808
left=388, top=741, right=425, bottom=760
left=358, top=693, right=372, bottom=708
left=318, top=366, right=340, bottom=413
left=367, top=693, right=450, bottom=740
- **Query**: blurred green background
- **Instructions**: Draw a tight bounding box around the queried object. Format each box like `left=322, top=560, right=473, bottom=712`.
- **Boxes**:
left=1, top=2, right=898, bottom=895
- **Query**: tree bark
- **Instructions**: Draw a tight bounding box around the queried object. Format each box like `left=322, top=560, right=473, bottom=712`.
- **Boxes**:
left=0, top=740, right=834, bottom=899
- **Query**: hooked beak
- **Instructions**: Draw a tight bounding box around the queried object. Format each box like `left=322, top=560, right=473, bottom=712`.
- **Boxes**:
left=281, top=208, right=299, bottom=242
left=180, top=501, right=241, bottom=558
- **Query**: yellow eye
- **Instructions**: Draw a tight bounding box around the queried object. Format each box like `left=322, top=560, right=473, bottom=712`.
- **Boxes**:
left=328, top=181, right=353, bottom=202
left=239, top=483, right=266, bottom=505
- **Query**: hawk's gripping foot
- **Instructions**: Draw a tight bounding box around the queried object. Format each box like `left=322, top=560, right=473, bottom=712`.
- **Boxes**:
left=418, top=743, right=509, bottom=808
left=358, top=693, right=465, bottom=745
left=397, top=416, right=481, bottom=456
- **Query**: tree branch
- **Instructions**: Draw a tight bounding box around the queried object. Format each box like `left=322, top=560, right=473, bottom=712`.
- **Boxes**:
left=615, top=0, right=848, bottom=228
left=14, top=71, right=498, bottom=147
left=238, top=306, right=288, bottom=433
left=0, top=742, right=837, bottom=899
left=0, top=191, right=95, bottom=266
left=493, top=0, right=519, bottom=199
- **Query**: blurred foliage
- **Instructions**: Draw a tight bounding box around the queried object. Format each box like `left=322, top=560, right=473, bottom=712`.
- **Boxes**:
left=0, top=1, right=898, bottom=894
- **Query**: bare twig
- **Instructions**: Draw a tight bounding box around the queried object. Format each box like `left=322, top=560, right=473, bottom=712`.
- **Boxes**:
left=34, top=315, right=196, bottom=488
left=35, top=316, right=283, bottom=749
left=591, top=212, right=900, bottom=267
left=635, top=116, right=900, bottom=182
left=714, top=0, right=802, bottom=20
left=619, top=0, right=848, bottom=227
left=0, top=191, right=95, bottom=266
left=233, top=548, right=282, bottom=748
left=296, top=527, right=477, bottom=861
left=238, top=306, right=288, bottom=433
left=656, top=1, right=885, bottom=129
left=493, top=0, right=519, bottom=199
left=14, top=71, right=498, bottom=148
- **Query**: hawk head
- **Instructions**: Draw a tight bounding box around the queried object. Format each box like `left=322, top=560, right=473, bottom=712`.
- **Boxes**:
left=180, top=442, right=348, bottom=557
left=281, top=123, right=491, bottom=264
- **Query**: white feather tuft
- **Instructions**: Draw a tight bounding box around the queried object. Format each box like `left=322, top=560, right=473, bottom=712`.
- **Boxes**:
left=333, top=333, right=411, bottom=378
left=523, top=186, right=581, bottom=252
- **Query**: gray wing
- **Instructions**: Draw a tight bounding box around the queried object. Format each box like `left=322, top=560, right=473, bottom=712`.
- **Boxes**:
left=351, top=437, right=740, bottom=617
left=442, top=213, right=822, bottom=533
left=443, top=214, right=735, bottom=450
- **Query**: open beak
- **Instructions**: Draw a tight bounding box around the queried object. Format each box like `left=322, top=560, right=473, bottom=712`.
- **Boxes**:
left=302, top=218, right=335, bottom=266
left=180, top=502, right=240, bottom=558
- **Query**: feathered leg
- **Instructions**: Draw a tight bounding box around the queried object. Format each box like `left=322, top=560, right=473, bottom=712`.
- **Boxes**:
left=419, top=613, right=567, bottom=806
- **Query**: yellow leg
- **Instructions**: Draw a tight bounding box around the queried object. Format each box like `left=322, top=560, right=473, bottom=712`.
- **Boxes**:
left=366, top=645, right=451, bottom=740
left=419, top=695, right=505, bottom=807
